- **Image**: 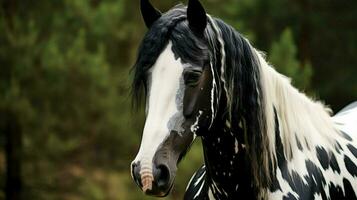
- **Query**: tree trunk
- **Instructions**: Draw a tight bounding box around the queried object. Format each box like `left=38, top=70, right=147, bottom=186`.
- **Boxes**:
left=1, top=110, right=22, bottom=200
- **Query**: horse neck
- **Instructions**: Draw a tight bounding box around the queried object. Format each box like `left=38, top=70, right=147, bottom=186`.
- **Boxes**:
left=256, top=51, right=338, bottom=159
left=200, top=48, right=339, bottom=198
left=200, top=99, right=257, bottom=199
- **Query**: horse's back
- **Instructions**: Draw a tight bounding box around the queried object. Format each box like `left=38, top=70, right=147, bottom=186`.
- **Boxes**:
left=331, top=101, right=357, bottom=199
left=333, top=101, right=357, bottom=140
left=336, top=101, right=357, bottom=115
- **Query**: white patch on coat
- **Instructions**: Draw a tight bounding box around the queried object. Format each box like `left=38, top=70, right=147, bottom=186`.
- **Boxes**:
left=194, top=180, right=205, bottom=199
left=207, top=15, right=229, bottom=113
left=333, top=104, right=357, bottom=137
left=191, top=110, right=203, bottom=134
left=209, top=62, right=217, bottom=128
left=234, top=138, right=239, bottom=154
left=208, top=187, right=215, bottom=200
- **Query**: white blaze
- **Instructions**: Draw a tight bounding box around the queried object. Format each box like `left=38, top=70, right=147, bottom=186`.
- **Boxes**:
left=133, top=42, right=185, bottom=176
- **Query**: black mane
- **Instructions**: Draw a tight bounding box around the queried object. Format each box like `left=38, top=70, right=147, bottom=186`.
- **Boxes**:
left=214, top=19, right=270, bottom=189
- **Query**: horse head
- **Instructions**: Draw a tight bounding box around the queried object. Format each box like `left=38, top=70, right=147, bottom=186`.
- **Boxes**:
left=131, top=0, right=219, bottom=196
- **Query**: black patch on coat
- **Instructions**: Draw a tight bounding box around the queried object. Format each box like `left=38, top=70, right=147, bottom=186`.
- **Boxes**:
left=344, top=155, right=357, bottom=177
left=329, top=182, right=345, bottom=200
left=303, top=160, right=327, bottom=199
left=315, top=147, right=341, bottom=174
left=329, top=153, right=341, bottom=174
left=343, top=178, right=357, bottom=200
left=340, top=131, right=353, bottom=141
left=295, top=135, right=303, bottom=151
left=304, top=138, right=311, bottom=151
left=347, top=144, right=357, bottom=158
left=269, top=176, right=281, bottom=192
left=334, top=142, right=343, bottom=154
left=316, top=147, right=329, bottom=170
left=328, top=179, right=357, bottom=200
left=269, top=108, right=283, bottom=193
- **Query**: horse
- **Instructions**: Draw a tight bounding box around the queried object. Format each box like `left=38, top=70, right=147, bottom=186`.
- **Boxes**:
left=130, top=0, right=357, bottom=199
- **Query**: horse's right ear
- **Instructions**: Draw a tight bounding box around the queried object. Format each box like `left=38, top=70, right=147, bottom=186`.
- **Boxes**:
left=140, top=0, right=162, bottom=28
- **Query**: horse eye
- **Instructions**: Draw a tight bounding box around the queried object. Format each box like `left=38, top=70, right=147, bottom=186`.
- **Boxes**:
left=184, top=71, right=202, bottom=86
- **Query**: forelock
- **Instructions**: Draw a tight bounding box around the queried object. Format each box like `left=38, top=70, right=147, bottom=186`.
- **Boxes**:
left=131, top=5, right=187, bottom=106
left=132, top=5, right=213, bottom=106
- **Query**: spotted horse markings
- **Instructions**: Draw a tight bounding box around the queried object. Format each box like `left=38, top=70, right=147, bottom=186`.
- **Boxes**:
left=132, top=0, right=357, bottom=199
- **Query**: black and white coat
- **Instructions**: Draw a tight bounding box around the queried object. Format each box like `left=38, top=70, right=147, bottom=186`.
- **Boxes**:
left=185, top=103, right=357, bottom=200
left=131, top=1, right=357, bottom=199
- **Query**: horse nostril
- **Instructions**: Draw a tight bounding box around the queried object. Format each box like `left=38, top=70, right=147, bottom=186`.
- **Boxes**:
left=131, top=162, right=142, bottom=187
left=154, top=164, right=170, bottom=188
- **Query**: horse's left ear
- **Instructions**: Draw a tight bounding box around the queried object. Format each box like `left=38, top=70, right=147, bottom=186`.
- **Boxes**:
left=140, top=0, right=162, bottom=28
left=187, top=0, right=207, bottom=35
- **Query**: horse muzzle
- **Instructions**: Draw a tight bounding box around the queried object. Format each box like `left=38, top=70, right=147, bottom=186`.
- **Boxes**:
left=131, top=159, right=175, bottom=197
left=131, top=130, right=194, bottom=196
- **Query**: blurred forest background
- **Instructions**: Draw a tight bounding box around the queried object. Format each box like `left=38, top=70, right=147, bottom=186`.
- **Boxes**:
left=0, top=0, right=356, bottom=199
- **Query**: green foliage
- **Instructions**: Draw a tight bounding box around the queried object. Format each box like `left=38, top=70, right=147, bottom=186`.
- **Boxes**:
left=269, top=28, right=313, bottom=90
left=0, top=0, right=202, bottom=199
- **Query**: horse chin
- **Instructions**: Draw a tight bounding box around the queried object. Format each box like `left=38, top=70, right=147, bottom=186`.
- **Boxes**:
left=145, top=190, right=169, bottom=197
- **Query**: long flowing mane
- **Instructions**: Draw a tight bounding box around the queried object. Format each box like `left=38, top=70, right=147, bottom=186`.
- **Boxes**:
left=208, top=18, right=273, bottom=189
left=256, top=50, right=339, bottom=157
left=208, top=17, right=341, bottom=192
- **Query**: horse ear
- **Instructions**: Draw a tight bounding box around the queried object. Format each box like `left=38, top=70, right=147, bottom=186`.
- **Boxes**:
left=140, top=0, right=162, bottom=28
left=187, top=0, right=207, bottom=35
